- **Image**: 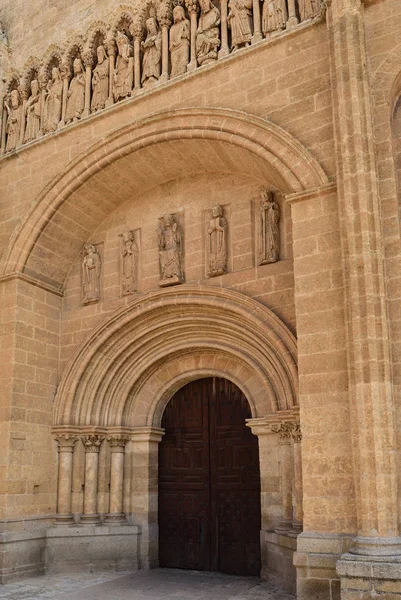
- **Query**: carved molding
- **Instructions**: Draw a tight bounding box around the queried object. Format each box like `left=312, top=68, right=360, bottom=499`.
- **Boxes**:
left=81, top=434, right=104, bottom=452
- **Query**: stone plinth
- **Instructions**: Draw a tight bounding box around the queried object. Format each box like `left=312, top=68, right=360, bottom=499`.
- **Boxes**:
left=262, top=530, right=297, bottom=595
left=45, top=525, right=139, bottom=573
left=0, top=530, right=46, bottom=583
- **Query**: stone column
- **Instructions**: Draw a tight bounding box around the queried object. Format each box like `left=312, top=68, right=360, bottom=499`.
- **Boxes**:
left=59, top=63, right=70, bottom=127
left=105, top=435, right=131, bottom=523
left=218, top=0, right=230, bottom=57
left=18, top=87, right=27, bottom=147
left=0, top=101, right=7, bottom=155
left=54, top=435, right=78, bottom=525
left=82, top=50, right=94, bottom=118
left=272, top=422, right=294, bottom=533
left=131, top=427, right=164, bottom=568
left=79, top=434, right=104, bottom=525
left=159, top=16, right=172, bottom=84
left=290, top=423, right=303, bottom=534
left=105, top=39, right=116, bottom=108
left=38, top=67, right=48, bottom=137
left=251, top=0, right=262, bottom=44
left=185, top=0, right=198, bottom=72
left=286, top=0, right=299, bottom=28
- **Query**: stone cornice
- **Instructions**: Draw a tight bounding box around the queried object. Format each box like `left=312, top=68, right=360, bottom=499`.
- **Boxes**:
left=285, top=182, right=337, bottom=206
left=0, top=271, right=64, bottom=296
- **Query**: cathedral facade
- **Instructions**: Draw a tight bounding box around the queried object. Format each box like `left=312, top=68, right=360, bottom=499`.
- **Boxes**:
left=0, top=0, right=400, bottom=598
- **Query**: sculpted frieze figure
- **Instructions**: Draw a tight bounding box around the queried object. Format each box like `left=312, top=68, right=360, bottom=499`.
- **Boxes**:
left=91, top=45, right=109, bottom=112
left=43, top=67, right=63, bottom=133
left=196, top=0, right=221, bottom=66
left=5, top=89, right=22, bottom=152
left=158, top=214, right=184, bottom=287
left=113, top=32, right=133, bottom=102
left=208, top=204, right=227, bottom=277
left=259, top=190, right=280, bottom=265
left=298, top=0, right=321, bottom=21
left=141, top=17, right=162, bottom=87
left=82, top=243, right=101, bottom=304
left=120, top=230, right=139, bottom=295
left=24, top=79, right=41, bottom=143
left=169, top=6, right=190, bottom=78
left=65, top=58, right=85, bottom=124
left=227, top=0, right=253, bottom=51
left=262, top=0, right=287, bottom=34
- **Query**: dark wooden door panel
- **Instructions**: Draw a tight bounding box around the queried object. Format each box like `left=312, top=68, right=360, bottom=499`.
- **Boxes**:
left=159, top=377, right=261, bottom=575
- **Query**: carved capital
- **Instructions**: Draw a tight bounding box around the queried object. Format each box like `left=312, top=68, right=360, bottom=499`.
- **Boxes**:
left=105, top=38, right=116, bottom=56
left=55, top=434, right=79, bottom=452
left=81, top=434, right=104, bottom=452
left=271, top=422, right=294, bottom=442
left=60, top=63, right=71, bottom=80
left=107, top=435, right=131, bottom=451
left=38, top=67, right=49, bottom=90
left=82, top=50, right=95, bottom=69
left=291, top=423, right=302, bottom=443
left=130, top=21, right=143, bottom=40
left=185, top=0, right=199, bottom=15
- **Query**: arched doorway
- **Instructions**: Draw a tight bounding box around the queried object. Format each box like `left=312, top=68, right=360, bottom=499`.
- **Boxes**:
left=158, top=377, right=261, bottom=575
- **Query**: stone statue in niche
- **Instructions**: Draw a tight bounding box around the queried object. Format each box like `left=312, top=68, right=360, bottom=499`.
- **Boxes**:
left=262, top=0, right=287, bottom=35
left=82, top=244, right=101, bottom=304
left=158, top=214, right=184, bottom=287
left=120, top=230, right=139, bottom=295
left=5, top=89, right=22, bottom=152
left=24, top=79, right=41, bottom=143
left=91, top=45, right=109, bottom=112
left=259, top=190, right=280, bottom=264
left=141, top=16, right=162, bottom=87
left=298, top=0, right=320, bottom=21
left=169, top=5, right=190, bottom=78
left=113, top=32, right=133, bottom=102
left=227, top=0, right=253, bottom=51
left=196, top=0, right=221, bottom=66
left=208, top=205, right=227, bottom=277
left=65, top=58, right=85, bottom=124
left=43, top=67, right=63, bottom=133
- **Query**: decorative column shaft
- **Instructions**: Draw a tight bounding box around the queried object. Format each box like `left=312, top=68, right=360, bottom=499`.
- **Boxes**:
left=219, top=0, right=230, bottom=57
left=105, top=39, right=116, bottom=107
left=186, top=0, right=198, bottom=72
left=251, top=0, right=262, bottom=43
left=286, top=0, right=299, bottom=28
left=105, top=435, right=131, bottom=523
left=60, top=63, right=70, bottom=127
left=82, top=50, right=94, bottom=118
left=272, top=422, right=294, bottom=533
left=38, top=68, right=48, bottom=136
left=54, top=435, right=78, bottom=525
left=291, top=424, right=303, bottom=534
left=0, top=103, right=6, bottom=155
left=18, top=88, right=27, bottom=147
left=160, top=20, right=171, bottom=83
left=79, top=434, right=103, bottom=525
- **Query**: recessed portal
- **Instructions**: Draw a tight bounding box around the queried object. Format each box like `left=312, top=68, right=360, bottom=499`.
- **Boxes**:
left=158, top=377, right=261, bottom=575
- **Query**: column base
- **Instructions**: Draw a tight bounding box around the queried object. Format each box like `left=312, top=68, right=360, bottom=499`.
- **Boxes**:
left=79, top=514, right=101, bottom=525
left=251, top=33, right=263, bottom=44
left=286, top=16, right=299, bottom=29
left=187, top=61, right=197, bottom=73
left=82, top=108, right=91, bottom=119
left=275, top=519, right=293, bottom=534
left=54, top=514, right=75, bottom=526
left=104, top=513, right=127, bottom=525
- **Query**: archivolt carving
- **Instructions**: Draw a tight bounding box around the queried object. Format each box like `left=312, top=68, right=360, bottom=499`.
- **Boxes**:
left=53, top=286, right=298, bottom=428
left=0, top=0, right=326, bottom=155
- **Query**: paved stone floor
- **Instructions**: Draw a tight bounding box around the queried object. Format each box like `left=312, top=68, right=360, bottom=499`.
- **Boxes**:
left=0, top=569, right=295, bottom=599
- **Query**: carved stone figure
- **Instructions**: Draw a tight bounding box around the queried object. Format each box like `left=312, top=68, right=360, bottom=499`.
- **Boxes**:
left=113, top=32, right=133, bottom=102
left=169, top=6, right=190, bottom=78
left=43, top=67, right=63, bottom=133
left=65, top=58, right=85, bottom=124
left=262, top=0, right=287, bottom=34
left=5, top=89, right=22, bottom=152
left=208, top=205, right=227, bottom=277
left=259, top=190, right=280, bottom=264
left=141, top=17, right=162, bottom=87
left=82, top=244, right=101, bottom=304
left=158, top=214, right=183, bottom=287
left=91, top=45, right=109, bottom=112
left=121, top=230, right=139, bottom=295
left=298, top=0, right=320, bottom=21
left=24, top=79, right=41, bottom=143
left=196, top=0, right=221, bottom=66
left=227, top=0, right=253, bottom=51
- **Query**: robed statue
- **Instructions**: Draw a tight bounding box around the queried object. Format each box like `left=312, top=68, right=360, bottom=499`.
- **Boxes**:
left=227, top=0, right=253, bottom=51
left=158, top=214, right=183, bottom=287
left=24, top=79, right=41, bottom=143
left=113, top=32, right=133, bottom=102
left=121, top=230, right=139, bottom=295
left=91, top=45, right=109, bottom=112
left=5, top=89, right=23, bottom=152
left=170, top=6, right=190, bottom=78
left=259, top=190, right=280, bottom=265
left=196, top=0, right=221, bottom=66
left=141, top=16, right=162, bottom=87
left=65, top=58, right=85, bottom=124
left=208, top=204, right=227, bottom=277
left=262, top=0, right=287, bottom=34
left=43, top=67, right=63, bottom=133
left=82, top=244, right=101, bottom=304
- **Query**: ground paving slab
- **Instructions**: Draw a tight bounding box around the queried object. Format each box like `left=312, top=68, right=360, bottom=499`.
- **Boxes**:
left=0, top=569, right=296, bottom=600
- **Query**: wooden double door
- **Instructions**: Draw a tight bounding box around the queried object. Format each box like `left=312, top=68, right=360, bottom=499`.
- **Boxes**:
left=158, top=377, right=261, bottom=575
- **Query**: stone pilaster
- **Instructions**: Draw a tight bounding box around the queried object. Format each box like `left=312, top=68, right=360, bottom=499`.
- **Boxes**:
left=54, top=434, right=78, bottom=525
left=104, top=435, right=131, bottom=524
left=79, top=434, right=104, bottom=525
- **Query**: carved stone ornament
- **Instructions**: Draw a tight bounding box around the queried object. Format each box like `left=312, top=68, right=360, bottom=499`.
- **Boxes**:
left=141, top=16, right=162, bottom=87
left=271, top=422, right=294, bottom=441
left=208, top=204, right=228, bottom=277
left=107, top=435, right=131, bottom=450
left=54, top=434, right=79, bottom=452
left=65, top=58, right=86, bottom=124
left=298, top=0, right=321, bottom=21
left=259, top=189, right=280, bottom=265
left=227, top=0, right=253, bottom=51
left=91, top=45, right=109, bottom=112
left=81, top=434, right=104, bottom=452
left=120, top=229, right=139, bottom=295
left=5, top=89, right=23, bottom=153
left=158, top=213, right=184, bottom=287
left=82, top=243, right=101, bottom=304
left=262, top=0, right=287, bottom=35
left=24, top=79, right=41, bottom=143
left=196, top=0, right=221, bottom=66
left=170, top=5, right=190, bottom=77
left=292, top=423, right=302, bottom=443
left=43, top=67, right=63, bottom=133
left=113, top=32, right=133, bottom=102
